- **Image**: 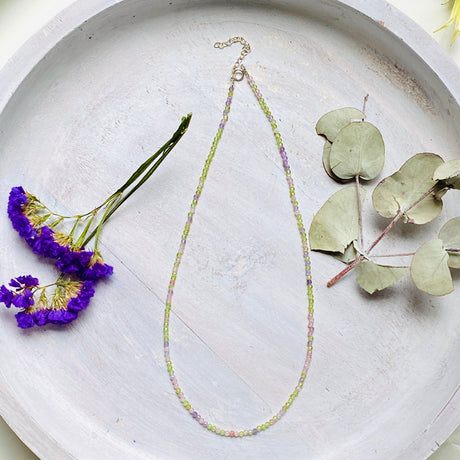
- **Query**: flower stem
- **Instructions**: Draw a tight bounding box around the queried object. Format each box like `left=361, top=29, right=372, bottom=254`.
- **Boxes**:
left=81, top=113, right=192, bottom=248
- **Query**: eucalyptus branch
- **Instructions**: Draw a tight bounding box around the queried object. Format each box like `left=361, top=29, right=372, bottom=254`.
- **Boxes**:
left=327, top=183, right=442, bottom=287
left=313, top=105, right=458, bottom=296
left=371, top=252, right=415, bottom=258
left=356, top=174, right=364, bottom=248
left=326, top=256, right=364, bottom=287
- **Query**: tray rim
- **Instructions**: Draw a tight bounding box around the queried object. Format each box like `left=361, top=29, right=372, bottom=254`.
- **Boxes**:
left=0, top=0, right=459, bottom=458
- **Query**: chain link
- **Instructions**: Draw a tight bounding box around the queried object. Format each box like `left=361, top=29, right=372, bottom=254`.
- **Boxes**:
left=214, top=36, right=251, bottom=79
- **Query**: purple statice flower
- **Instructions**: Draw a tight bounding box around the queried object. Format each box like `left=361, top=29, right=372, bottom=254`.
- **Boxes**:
left=67, top=281, right=95, bottom=312
left=0, top=275, right=39, bottom=310
left=10, top=275, right=39, bottom=288
left=13, top=280, right=95, bottom=328
left=56, top=250, right=113, bottom=281
left=7, top=186, right=37, bottom=240
left=11, top=289, right=34, bottom=309
left=47, top=309, right=78, bottom=325
left=27, top=226, right=69, bottom=259
left=0, top=285, right=14, bottom=308
left=81, top=261, right=114, bottom=281
left=55, top=250, right=93, bottom=276
left=32, top=309, right=49, bottom=326
left=15, top=311, right=35, bottom=329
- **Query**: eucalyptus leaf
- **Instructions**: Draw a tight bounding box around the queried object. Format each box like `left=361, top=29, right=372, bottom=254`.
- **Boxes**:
left=439, top=217, right=460, bottom=269
left=410, top=239, right=454, bottom=296
left=334, top=242, right=358, bottom=264
left=329, top=121, right=385, bottom=181
left=316, top=107, right=365, bottom=142
left=356, top=260, right=408, bottom=294
left=433, top=158, right=460, bottom=189
left=372, top=153, right=444, bottom=224
left=322, top=141, right=346, bottom=182
left=309, top=186, right=366, bottom=253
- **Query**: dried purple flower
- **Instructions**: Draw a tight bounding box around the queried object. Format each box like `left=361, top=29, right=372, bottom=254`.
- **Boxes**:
left=47, top=309, right=78, bottom=325
left=7, top=186, right=37, bottom=240
left=67, top=281, right=95, bottom=312
left=15, top=311, right=35, bottom=329
left=0, top=285, right=14, bottom=308
left=11, top=290, right=34, bottom=309
left=81, top=260, right=114, bottom=281
left=55, top=250, right=92, bottom=274
left=27, top=226, right=69, bottom=259
left=9, top=279, right=96, bottom=328
left=10, top=275, right=39, bottom=288
left=0, top=275, right=40, bottom=310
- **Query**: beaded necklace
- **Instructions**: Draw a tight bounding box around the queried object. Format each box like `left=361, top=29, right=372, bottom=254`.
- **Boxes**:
left=163, top=37, right=314, bottom=438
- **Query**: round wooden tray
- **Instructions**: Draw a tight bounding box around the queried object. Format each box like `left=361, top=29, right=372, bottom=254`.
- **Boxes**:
left=0, top=0, right=459, bottom=458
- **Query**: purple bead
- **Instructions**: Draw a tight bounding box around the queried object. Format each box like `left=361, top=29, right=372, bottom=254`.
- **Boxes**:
left=192, top=411, right=198, bottom=418
left=307, top=279, right=312, bottom=285
left=252, top=428, right=258, bottom=435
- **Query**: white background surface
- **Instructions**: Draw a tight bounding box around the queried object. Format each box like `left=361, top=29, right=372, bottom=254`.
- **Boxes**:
left=0, top=0, right=458, bottom=459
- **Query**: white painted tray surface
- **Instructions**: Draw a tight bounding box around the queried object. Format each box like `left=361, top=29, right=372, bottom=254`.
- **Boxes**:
left=0, top=0, right=459, bottom=458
